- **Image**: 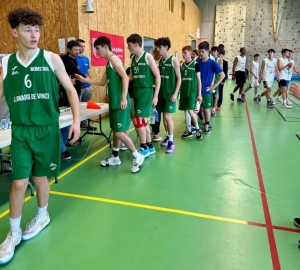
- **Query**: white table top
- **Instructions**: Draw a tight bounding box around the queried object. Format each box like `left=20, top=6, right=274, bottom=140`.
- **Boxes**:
left=0, top=102, right=109, bottom=149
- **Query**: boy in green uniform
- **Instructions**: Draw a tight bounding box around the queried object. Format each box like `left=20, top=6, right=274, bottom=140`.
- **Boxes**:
left=0, top=8, right=80, bottom=264
left=126, top=34, right=161, bottom=157
left=155, top=37, right=181, bottom=153
left=75, top=36, right=144, bottom=173
left=179, top=46, right=202, bottom=140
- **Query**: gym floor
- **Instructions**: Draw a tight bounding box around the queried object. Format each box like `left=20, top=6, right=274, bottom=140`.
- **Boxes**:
left=0, top=80, right=300, bottom=270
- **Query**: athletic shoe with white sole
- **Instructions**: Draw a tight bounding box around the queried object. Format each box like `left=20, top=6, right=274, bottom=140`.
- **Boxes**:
left=138, top=148, right=150, bottom=157
left=283, top=102, right=292, bottom=109
left=100, top=155, right=121, bottom=167
left=0, top=230, right=21, bottom=265
left=131, top=154, right=145, bottom=173
left=120, top=143, right=128, bottom=151
left=22, top=214, right=50, bottom=241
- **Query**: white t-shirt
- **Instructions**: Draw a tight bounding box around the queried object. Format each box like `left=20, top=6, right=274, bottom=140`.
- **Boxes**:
left=235, top=55, right=246, bottom=72
left=262, top=57, right=277, bottom=81
left=279, top=57, right=290, bottom=80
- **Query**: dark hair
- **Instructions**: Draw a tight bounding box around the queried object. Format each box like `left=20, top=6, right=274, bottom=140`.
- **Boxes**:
left=198, top=41, right=209, bottom=51
left=93, top=36, right=112, bottom=51
left=154, top=37, right=171, bottom=50
left=254, top=54, right=259, bottom=57
left=219, top=49, right=225, bottom=55
left=67, top=40, right=80, bottom=50
left=218, top=44, right=225, bottom=49
left=240, top=47, right=246, bottom=53
left=8, top=8, right=43, bottom=29
left=289, top=49, right=293, bottom=53
left=127, top=34, right=142, bottom=47
left=267, top=49, right=275, bottom=53
left=211, top=46, right=219, bottom=52
left=192, top=49, right=199, bottom=56
left=76, top=39, right=85, bottom=43
left=182, top=45, right=193, bottom=52
left=282, top=48, right=289, bottom=54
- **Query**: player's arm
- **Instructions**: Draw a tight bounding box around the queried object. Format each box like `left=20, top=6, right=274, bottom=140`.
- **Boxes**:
left=147, top=53, right=161, bottom=106
left=277, top=58, right=290, bottom=71
left=75, top=73, right=107, bottom=86
left=0, top=69, right=4, bottom=99
left=196, top=70, right=202, bottom=103
left=232, top=57, right=238, bottom=79
left=111, top=56, right=129, bottom=109
left=52, top=53, right=80, bottom=144
left=171, top=57, right=181, bottom=102
left=249, top=62, right=256, bottom=78
left=258, top=60, right=265, bottom=82
left=218, top=58, right=223, bottom=70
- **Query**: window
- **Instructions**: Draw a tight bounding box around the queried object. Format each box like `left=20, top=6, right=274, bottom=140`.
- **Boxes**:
left=169, top=0, right=174, bottom=13
left=181, top=2, right=185, bottom=20
left=143, top=37, right=155, bottom=54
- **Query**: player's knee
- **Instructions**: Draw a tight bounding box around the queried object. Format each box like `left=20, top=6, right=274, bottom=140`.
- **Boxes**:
left=135, top=116, right=144, bottom=128
left=12, top=180, right=29, bottom=191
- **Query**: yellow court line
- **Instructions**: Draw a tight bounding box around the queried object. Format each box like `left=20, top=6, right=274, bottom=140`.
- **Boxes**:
left=49, top=190, right=247, bottom=225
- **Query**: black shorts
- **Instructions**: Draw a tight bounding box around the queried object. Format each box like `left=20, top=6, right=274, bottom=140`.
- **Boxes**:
left=235, top=71, right=246, bottom=86
left=279, top=80, right=289, bottom=87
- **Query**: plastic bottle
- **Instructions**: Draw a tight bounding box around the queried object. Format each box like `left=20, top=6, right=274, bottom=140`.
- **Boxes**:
left=150, top=106, right=156, bottom=124
left=194, top=101, right=200, bottom=113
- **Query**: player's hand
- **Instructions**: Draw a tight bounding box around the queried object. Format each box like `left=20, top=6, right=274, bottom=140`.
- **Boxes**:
left=258, top=79, right=261, bottom=84
left=68, top=122, right=80, bottom=145
left=289, top=83, right=300, bottom=100
left=120, top=98, right=127, bottom=109
left=152, top=96, right=158, bottom=107
left=170, top=94, right=177, bottom=102
left=206, top=85, right=215, bottom=91
left=74, top=73, right=84, bottom=82
left=197, top=95, right=202, bottom=103
left=232, top=74, right=235, bottom=80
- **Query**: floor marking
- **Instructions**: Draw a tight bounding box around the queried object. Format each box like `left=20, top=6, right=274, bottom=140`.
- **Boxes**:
left=274, top=106, right=287, bottom=122
left=245, top=101, right=281, bottom=270
left=249, top=222, right=300, bottom=234
left=49, top=190, right=247, bottom=225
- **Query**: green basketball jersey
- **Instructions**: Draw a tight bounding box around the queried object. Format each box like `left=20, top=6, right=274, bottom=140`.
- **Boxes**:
left=180, top=60, right=197, bottom=97
left=131, top=51, right=155, bottom=88
left=158, top=55, right=176, bottom=98
left=214, top=57, right=220, bottom=82
left=3, top=49, right=59, bottom=125
left=106, top=56, right=131, bottom=110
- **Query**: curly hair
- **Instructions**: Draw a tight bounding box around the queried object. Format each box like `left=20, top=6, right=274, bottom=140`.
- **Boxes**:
left=8, top=8, right=43, bottom=29
left=154, top=37, right=171, bottom=50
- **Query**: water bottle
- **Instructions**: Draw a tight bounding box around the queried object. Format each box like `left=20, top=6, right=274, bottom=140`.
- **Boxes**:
left=154, top=110, right=159, bottom=122
left=194, top=101, right=200, bottom=113
left=150, top=106, right=156, bottom=124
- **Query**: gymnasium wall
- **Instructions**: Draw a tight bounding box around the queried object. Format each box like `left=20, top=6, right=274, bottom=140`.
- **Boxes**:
left=194, top=0, right=300, bottom=73
left=77, top=0, right=202, bottom=103
left=0, top=0, right=79, bottom=54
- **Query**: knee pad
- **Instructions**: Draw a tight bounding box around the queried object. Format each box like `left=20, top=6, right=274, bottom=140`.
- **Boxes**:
left=142, top=118, right=148, bottom=127
left=135, top=116, right=144, bottom=128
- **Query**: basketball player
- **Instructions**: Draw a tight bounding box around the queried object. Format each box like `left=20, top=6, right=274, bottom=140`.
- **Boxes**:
left=243, top=54, right=260, bottom=102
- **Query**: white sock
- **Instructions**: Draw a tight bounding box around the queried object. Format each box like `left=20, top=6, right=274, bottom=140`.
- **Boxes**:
left=185, top=111, right=191, bottom=130
left=10, top=216, right=22, bottom=233
left=238, top=94, right=241, bottom=98
left=195, top=123, right=200, bottom=129
left=283, top=99, right=286, bottom=104
left=212, top=107, right=215, bottom=111
left=255, top=94, right=257, bottom=97
left=113, top=147, right=119, bottom=152
left=36, top=204, right=48, bottom=218
left=166, top=131, right=169, bottom=137
left=169, top=134, right=173, bottom=142
left=132, top=150, right=139, bottom=158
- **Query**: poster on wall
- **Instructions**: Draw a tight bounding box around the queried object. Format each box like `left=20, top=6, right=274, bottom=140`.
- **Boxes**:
left=90, top=30, right=125, bottom=66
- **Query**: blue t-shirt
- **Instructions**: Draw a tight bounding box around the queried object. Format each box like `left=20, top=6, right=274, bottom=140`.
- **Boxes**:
left=196, top=58, right=222, bottom=95
left=76, top=55, right=91, bottom=88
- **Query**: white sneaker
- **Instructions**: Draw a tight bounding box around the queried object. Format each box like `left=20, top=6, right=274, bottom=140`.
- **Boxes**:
left=120, top=143, right=128, bottom=151
left=131, top=153, right=145, bottom=173
left=286, top=98, right=292, bottom=106
left=283, top=102, right=292, bottom=109
left=100, top=154, right=121, bottom=167
left=277, top=96, right=283, bottom=103
left=22, top=213, right=50, bottom=241
left=0, top=231, right=21, bottom=265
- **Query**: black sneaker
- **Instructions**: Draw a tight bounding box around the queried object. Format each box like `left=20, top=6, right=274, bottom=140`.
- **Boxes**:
left=237, top=97, right=244, bottom=103
left=196, top=130, right=202, bottom=140
left=257, top=95, right=261, bottom=103
left=267, top=101, right=274, bottom=108
left=61, top=150, right=71, bottom=160
left=204, top=124, right=211, bottom=134
left=253, top=96, right=257, bottom=102
left=294, top=218, right=300, bottom=228
left=230, top=93, right=234, bottom=101
left=181, top=130, right=193, bottom=139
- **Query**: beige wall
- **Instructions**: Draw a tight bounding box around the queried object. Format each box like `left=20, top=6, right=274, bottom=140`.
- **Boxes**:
left=77, top=0, right=201, bottom=102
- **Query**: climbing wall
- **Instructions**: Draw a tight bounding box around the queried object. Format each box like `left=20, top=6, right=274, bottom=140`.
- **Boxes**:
left=214, top=2, right=247, bottom=72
